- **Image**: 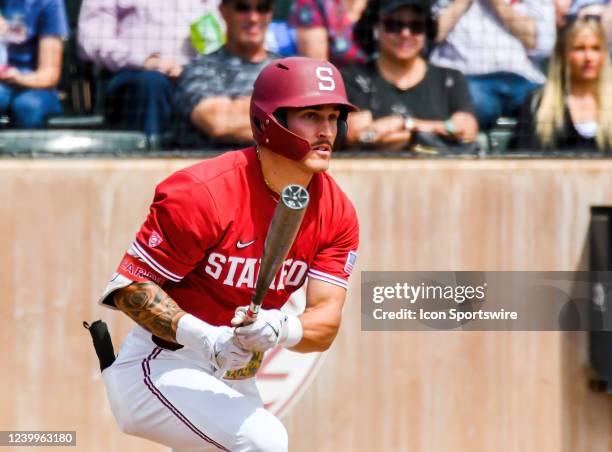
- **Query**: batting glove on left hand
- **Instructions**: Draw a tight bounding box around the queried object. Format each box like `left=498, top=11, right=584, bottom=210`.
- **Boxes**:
left=231, top=306, right=303, bottom=352
left=211, top=326, right=253, bottom=372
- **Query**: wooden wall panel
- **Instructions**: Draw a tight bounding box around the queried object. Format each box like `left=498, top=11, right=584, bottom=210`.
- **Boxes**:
left=1, top=159, right=611, bottom=452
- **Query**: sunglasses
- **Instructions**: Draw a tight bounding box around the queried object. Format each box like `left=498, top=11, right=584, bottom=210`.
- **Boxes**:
left=381, top=18, right=426, bottom=35
left=232, top=1, right=273, bottom=13
left=564, top=13, right=602, bottom=24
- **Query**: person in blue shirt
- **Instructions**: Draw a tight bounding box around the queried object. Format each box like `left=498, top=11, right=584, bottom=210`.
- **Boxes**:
left=0, top=0, right=68, bottom=128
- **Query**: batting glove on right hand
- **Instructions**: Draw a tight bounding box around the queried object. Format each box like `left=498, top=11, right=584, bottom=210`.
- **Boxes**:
left=211, top=326, right=252, bottom=372
left=231, top=306, right=303, bottom=352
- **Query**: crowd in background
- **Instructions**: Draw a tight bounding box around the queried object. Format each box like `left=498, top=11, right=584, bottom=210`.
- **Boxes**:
left=0, top=0, right=611, bottom=153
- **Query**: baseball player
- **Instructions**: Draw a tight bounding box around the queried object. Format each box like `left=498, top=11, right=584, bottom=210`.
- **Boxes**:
left=98, top=56, right=359, bottom=452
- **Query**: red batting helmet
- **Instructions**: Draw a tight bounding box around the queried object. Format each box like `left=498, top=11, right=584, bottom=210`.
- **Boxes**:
left=250, top=57, right=357, bottom=161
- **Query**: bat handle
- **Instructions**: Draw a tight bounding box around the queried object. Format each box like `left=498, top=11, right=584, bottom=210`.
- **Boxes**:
left=246, top=303, right=260, bottom=322
left=223, top=303, right=264, bottom=380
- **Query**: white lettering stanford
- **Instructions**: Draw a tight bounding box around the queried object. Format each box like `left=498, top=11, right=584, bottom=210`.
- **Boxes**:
left=203, top=254, right=308, bottom=290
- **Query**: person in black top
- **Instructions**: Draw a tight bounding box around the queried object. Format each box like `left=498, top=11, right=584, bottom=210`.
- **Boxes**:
left=341, top=0, right=477, bottom=150
left=511, top=15, right=612, bottom=152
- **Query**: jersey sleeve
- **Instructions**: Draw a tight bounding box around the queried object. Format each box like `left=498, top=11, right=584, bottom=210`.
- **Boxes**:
left=131, top=170, right=222, bottom=282
left=99, top=170, right=222, bottom=307
left=40, top=0, right=69, bottom=38
left=308, top=197, right=359, bottom=290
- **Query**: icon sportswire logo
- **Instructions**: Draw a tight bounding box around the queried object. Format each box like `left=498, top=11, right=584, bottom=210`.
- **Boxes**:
left=236, top=239, right=256, bottom=249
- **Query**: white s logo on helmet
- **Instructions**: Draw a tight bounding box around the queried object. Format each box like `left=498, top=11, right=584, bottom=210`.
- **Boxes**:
left=315, top=67, right=335, bottom=91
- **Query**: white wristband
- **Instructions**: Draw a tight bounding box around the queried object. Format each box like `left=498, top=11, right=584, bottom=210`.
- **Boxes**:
left=280, top=314, right=303, bottom=348
left=176, top=313, right=218, bottom=356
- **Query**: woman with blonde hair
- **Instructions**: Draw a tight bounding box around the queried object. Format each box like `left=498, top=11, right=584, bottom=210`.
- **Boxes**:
left=512, top=15, right=612, bottom=151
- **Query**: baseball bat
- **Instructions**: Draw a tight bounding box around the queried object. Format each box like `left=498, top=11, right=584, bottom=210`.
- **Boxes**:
left=223, top=184, right=309, bottom=380
left=246, top=184, right=310, bottom=320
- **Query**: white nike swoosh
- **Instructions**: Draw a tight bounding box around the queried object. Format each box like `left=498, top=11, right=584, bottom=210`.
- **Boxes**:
left=236, top=239, right=256, bottom=249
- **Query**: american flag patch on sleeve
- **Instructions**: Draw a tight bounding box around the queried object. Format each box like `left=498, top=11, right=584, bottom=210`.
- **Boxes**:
left=344, top=251, right=357, bottom=275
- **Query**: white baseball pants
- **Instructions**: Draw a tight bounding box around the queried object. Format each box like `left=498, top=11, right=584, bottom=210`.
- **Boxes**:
left=102, top=325, right=288, bottom=452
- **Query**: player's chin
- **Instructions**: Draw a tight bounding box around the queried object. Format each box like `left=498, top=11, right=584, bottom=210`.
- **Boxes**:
left=301, top=154, right=331, bottom=173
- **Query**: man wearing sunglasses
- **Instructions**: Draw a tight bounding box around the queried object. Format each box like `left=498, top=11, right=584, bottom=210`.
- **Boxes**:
left=431, top=0, right=556, bottom=131
left=175, top=0, right=277, bottom=148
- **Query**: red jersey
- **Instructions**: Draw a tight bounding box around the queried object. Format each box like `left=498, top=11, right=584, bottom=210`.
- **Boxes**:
left=112, top=147, right=359, bottom=326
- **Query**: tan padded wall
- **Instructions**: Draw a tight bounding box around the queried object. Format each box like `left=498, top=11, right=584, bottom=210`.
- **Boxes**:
left=1, top=158, right=612, bottom=452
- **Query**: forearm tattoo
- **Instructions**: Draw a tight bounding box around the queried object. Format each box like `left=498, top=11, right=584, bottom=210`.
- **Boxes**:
left=113, top=282, right=185, bottom=342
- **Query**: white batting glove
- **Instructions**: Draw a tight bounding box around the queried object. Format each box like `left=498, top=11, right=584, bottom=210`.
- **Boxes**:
left=232, top=306, right=303, bottom=352
left=176, top=314, right=251, bottom=372
left=230, top=305, right=250, bottom=327
left=211, top=326, right=253, bottom=372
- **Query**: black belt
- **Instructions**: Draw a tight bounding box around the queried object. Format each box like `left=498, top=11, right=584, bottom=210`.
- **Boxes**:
left=152, top=335, right=184, bottom=351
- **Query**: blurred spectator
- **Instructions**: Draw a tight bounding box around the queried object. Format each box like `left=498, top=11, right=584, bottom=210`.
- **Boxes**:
left=569, top=0, right=612, bottom=46
left=602, top=3, right=612, bottom=43
left=343, top=0, right=477, bottom=150
left=0, top=0, right=68, bottom=128
left=175, top=0, right=277, bottom=148
left=77, top=0, right=223, bottom=138
left=288, top=0, right=367, bottom=66
left=431, top=0, right=556, bottom=131
left=265, top=20, right=299, bottom=55
left=512, top=15, right=612, bottom=151
left=555, top=0, right=572, bottom=27
left=569, top=0, right=607, bottom=17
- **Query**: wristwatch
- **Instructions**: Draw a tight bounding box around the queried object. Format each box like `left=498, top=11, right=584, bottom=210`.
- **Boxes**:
left=444, top=119, right=456, bottom=135
left=403, top=115, right=415, bottom=132
left=359, top=130, right=376, bottom=144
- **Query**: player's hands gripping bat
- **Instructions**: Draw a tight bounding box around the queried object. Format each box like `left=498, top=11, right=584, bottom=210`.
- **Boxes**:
left=232, top=307, right=290, bottom=352
left=223, top=184, right=309, bottom=380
